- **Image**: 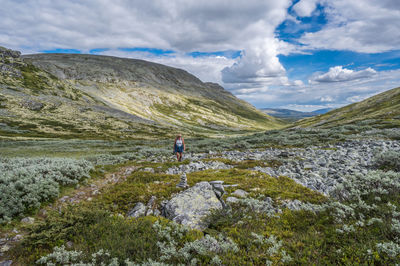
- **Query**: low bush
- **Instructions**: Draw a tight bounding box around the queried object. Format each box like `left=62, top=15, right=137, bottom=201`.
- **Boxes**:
left=372, top=151, right=400, bottom=172
left=0, top=157, right=93, bottom=223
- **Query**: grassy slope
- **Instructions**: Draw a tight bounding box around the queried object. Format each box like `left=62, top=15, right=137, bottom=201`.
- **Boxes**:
left=0, top=49, right=284, bottom=140
left=294, top=87, right=400, bottom=128
left=19, top=53, right=283, bottom=136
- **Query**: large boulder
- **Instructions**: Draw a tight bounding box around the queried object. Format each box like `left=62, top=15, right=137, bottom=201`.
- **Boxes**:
left=162, top=182, right=223, bottom=230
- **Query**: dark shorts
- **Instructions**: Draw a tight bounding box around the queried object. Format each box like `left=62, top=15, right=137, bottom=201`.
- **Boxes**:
left=175, top=145, right=183, bottom=153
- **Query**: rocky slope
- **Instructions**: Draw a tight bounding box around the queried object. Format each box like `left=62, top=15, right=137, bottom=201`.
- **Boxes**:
left=0, top=47, right=283, bottom=139
left=294, top=87, right=400, bottom=128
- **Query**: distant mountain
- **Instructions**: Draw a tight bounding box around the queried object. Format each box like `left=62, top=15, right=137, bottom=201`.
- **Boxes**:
left=0, top=47, right=284, bottom=139
left=312, top=108, right=333, bottom=115
left=294, top=87, right=400, bottom=128
left=261, top=108, right=332, bottom=122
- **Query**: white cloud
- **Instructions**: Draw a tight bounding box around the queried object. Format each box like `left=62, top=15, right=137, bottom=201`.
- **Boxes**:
left=0, top=0, right=293, bottom=93
left=346, top=94, right=374, bottom=103
left=94, top=49, right=235, bottom=84
left=237, top=68, right=400, bottom=110
left=0, top=0, right=399, bottom=111
left=297, top=0, right=400, bottom=53
left=309, top=66, right=377, bottom=84
left=319, top=96, right=334, bottom=102
left=293, top=0, right=319, bottom=17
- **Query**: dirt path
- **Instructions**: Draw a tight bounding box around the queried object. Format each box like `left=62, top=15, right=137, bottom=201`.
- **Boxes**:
left=56, top=165, right=137, bottom=206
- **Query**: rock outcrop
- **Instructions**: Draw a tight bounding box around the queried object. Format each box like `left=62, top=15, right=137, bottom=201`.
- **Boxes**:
left=0, top=47, right=24, bottom=78
left=162, top=182, right=223, bottom=230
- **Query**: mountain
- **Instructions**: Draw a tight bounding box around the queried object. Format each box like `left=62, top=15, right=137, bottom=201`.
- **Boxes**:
left=261, top=108, right=332, bottom=122
left=0, top=47, right=283, bottom=139
left=294, top=87, right=400, bottom=128
left=312, top=108, right=333, bottom=115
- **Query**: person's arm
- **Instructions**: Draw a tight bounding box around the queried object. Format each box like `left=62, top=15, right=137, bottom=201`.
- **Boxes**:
left=183, top=138, right=185, bottom=151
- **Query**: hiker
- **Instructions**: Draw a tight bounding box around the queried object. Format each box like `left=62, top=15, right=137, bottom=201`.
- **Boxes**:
left=174, top=134, right=185, bottom=161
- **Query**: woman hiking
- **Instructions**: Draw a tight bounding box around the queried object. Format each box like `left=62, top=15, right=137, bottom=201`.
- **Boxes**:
left=174, top=134, right=185, bottom=161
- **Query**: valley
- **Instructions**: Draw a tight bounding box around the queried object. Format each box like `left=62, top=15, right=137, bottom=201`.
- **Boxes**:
left=0, top=46, right=400, bottom=265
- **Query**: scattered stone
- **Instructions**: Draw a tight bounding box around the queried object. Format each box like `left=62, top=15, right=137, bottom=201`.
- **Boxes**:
left=66, top=241, right=74, bottom=248
left=0, top=260, right=13, bottom=266
left=21, top=99, right=44, bottom=111
left=232, top=189, right=249, bottom=198
left=281, top=199, right=303, bottom=211
left=226, top=197, right=239, bottom=203
left=142, top=167, right=155, bottom=173
left=127, top=202, right=146, bottom=218
left=21, top=217, right=35, bottom=224
left=0, top=244, right=10, bottom=253
left=12, top=234, right=23, bottom=241
left=145, top=196, right=157, bottom=216
left=162, top=182, right=223, bottom=230
left=166, top=160, right=232, bottom=175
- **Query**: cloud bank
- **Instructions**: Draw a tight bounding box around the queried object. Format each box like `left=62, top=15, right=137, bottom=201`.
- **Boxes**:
left=0, top=0, right=399, bottom=111
left=309, top=66, right=377, bottom=84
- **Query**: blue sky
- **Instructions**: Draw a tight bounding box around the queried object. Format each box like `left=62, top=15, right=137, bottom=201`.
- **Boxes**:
left=1, top=0, right=399, bottom=111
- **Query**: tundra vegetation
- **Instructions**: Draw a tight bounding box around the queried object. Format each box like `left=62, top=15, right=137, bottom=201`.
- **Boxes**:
left=0, top=126, right=399, bottom=265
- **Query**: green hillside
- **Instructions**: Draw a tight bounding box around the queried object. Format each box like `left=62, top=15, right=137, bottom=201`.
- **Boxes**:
left=0, top=47, right=284, bottom=140
left=294, top=87, right=400, bottom=128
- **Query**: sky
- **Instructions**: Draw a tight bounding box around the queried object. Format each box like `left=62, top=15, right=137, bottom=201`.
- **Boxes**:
left=1, top=0, right=399, bottom=111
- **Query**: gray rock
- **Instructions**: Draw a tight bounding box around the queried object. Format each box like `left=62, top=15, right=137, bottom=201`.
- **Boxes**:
left=209, top=180, right=225, bottom=199
left=0, top=244, right=10, bottom=253
left=232, top=189, right=249, bottom=198
left=66, top=241, right=74, bottom=248
left=282, top=199, right=303, bottom=211
left=226, top=197, right=239, bottom=203
left=0, top=260, right=13, bottom=266
left=209, top=180, right=226, bottom=208
left=0, top=46, right=21, bottom=58
left=21, top=99, right=44, bottom=111
left=162, top=182, right=223, bottom=230
left=142, top=167, right=154, bottom=173
left=145, top=196, right=157, bottom=215
left=12, top=234, right=23, bottom=241
left=21, top=217, right=35, bottom=224
left=127, top=202, right=146, bottom=218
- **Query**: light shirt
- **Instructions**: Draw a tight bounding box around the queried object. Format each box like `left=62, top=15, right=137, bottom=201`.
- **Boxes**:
left=176, top=138, right=183, bottom=147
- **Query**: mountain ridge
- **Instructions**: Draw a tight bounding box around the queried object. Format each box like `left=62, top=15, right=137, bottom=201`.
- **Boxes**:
left=0, top=47, right=283, bottom=139
left=294, top=87, right=400, bottom=128
left=261, top=107, right=332, bottom=122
